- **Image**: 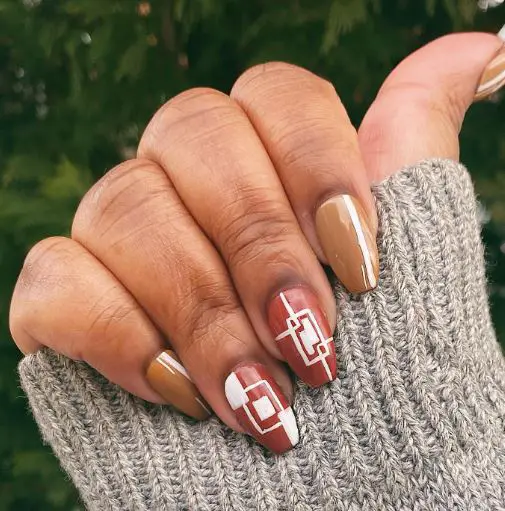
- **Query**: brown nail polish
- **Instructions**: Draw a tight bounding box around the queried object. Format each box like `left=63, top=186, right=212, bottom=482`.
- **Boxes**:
left=475, top=46, right=505, bottom=101
left=225, top=363, right=299, bottom=454
left=315, top=194, right=379, bottom=293
left=268, top=287, right=336, bottom=387
left=146, top=350, right=211, bottom=420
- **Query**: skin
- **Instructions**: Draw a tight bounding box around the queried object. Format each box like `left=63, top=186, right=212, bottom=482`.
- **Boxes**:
left=9, top=33, right=503, bottom=435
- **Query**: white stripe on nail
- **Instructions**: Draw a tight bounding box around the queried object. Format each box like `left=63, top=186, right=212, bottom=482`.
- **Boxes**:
left=195, top=397, right=212, bottom=416
left=157, top=351, right=192, bottom=381
left=278, top=408, right=299, bottom=446
left=342, top=195, right=377, bottom=289
left=476, top=54, right=505, bottom=94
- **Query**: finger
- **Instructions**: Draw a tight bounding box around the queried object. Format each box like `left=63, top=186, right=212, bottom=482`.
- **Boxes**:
left=230, top=62, right=379, bottom=293
left=359, top=33, right=503, bottom=183
left=72, top=159, right=298, bottom=453
left=138, top=88, right=337, bottom=388
left=9, top=237, right=209, bottom=420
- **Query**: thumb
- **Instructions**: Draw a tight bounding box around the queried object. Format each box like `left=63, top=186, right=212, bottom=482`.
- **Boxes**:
left=359, top=32, right=504, bottom=183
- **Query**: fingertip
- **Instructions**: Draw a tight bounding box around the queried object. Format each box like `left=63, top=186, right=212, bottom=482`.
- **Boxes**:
left=360, top=31, right=505, bottom=183
left=145, top=349, right=212, bottom=420
left=380, top=32, right=503, bottom=106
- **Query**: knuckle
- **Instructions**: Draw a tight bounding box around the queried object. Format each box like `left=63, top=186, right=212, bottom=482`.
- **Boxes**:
left=231, top=61, right=336, bottom=103
left=72, top=160, right=169, bottom=245
left=218, top=197, right=298, bottom=269
left=162, top=87, right=232, bottom=122
left=178, top=273, right=242, bottom=355
left=232, top=62, right=298, bottom=90
left=84, top=292, right=139, bottom=348
left=168, top=86, right=228, bottom=107
left=232, top=62, right=303, bottom=92
left=18, top=236, right=74, bottom=292
left=139, top=87, right=242, bottom=157
left=10, top=236, right=74, bottom=334
left=278, top=116, right=358, bottom=170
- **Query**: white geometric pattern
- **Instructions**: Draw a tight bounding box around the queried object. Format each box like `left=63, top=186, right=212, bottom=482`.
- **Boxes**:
left=242, top=380, right=282, bottom=435
left=224, top=374, right=298, bottom=446
left=275, top=293, right=333, bottom=380
left=299, top=317, right=319, bottom=354
left=253, top=396, right=276, bottom=420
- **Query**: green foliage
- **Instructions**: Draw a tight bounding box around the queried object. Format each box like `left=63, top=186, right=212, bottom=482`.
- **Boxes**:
left=0, top=1, right=504, bottom=508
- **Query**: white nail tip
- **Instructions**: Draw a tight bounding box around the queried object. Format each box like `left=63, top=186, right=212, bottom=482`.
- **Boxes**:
left=278, top=407, right=299, bottom=446
left=225, top=372, right=249, bottom=410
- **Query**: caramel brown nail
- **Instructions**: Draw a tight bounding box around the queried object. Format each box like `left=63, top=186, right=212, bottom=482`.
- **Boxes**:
left=146, top=350, right=211, bottom=420
left=475, top=46, right=505, bottom=101
left=315, top=194, right=379, bottom=293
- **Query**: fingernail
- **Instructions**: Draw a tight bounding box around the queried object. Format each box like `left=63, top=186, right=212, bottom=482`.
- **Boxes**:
left=268, top=287, right=336, bottom=387
left=475, top=46, right=505, bottom=101
left=315, top=194, right=379, bottom=293
left=224, top=363, right=299, bottom=453
left=146, top=350, right=211, bottom=420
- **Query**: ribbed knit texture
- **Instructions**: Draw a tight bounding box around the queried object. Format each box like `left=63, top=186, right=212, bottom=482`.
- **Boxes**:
left=18, top=160, right=505, bottom=510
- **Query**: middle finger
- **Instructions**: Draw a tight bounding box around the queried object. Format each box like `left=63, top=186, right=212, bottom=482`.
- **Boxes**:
left=139, top=88, right=338, bottom=387
left=231, top=62, right=379, bottom=293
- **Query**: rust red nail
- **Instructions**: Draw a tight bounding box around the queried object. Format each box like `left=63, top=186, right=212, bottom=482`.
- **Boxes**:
left=224, top=363, right=298, bottom=454
left=268, top=287, right=337, bottom=387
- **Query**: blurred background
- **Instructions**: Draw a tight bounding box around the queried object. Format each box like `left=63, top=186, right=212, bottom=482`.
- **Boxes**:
left=1, top=1, right=504, bottom=509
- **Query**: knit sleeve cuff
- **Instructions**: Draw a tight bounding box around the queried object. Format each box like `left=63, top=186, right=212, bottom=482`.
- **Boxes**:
left=18, top=159, right=505, bottom=511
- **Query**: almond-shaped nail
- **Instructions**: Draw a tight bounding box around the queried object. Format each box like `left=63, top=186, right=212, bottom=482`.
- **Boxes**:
left=315, top=194, right=379, bottom=293
left=146, top=350, right=211, bottom=420
left=268, top=287, right=336, bottom=387
left=224, top=363, right=299, bottom=454
left=475, top=46, right=505, bottom=101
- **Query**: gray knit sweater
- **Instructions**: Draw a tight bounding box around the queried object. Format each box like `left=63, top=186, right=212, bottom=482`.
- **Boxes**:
left=18, top=160, right=505, bottom=510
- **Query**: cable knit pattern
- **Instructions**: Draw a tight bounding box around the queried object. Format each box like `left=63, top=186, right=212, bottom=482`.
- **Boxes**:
left=18, top=160, right=505, bottom=510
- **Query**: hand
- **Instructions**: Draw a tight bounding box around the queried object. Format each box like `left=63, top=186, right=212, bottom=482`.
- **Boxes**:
left=10, top=33, right=503, bottom=454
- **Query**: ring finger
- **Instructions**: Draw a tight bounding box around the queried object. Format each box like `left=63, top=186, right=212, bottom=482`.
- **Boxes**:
left=72, top=158, right=297, bottom=453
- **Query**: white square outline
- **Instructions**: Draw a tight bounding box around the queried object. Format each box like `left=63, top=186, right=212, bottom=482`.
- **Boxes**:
left=252, top=395, right=276, bottom=421
left=275, top=293, right=333, bottom=379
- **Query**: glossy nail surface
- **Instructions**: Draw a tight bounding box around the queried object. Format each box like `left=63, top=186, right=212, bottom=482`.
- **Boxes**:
left=475, top=46, right=505, bottom=101
left=146, top=350, right=211, bottom=420
left=268, top=288, right=336, bottom=387
left=315, top=194, right=379, bottom=293
left=225, top=363, right=298, bottom=453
